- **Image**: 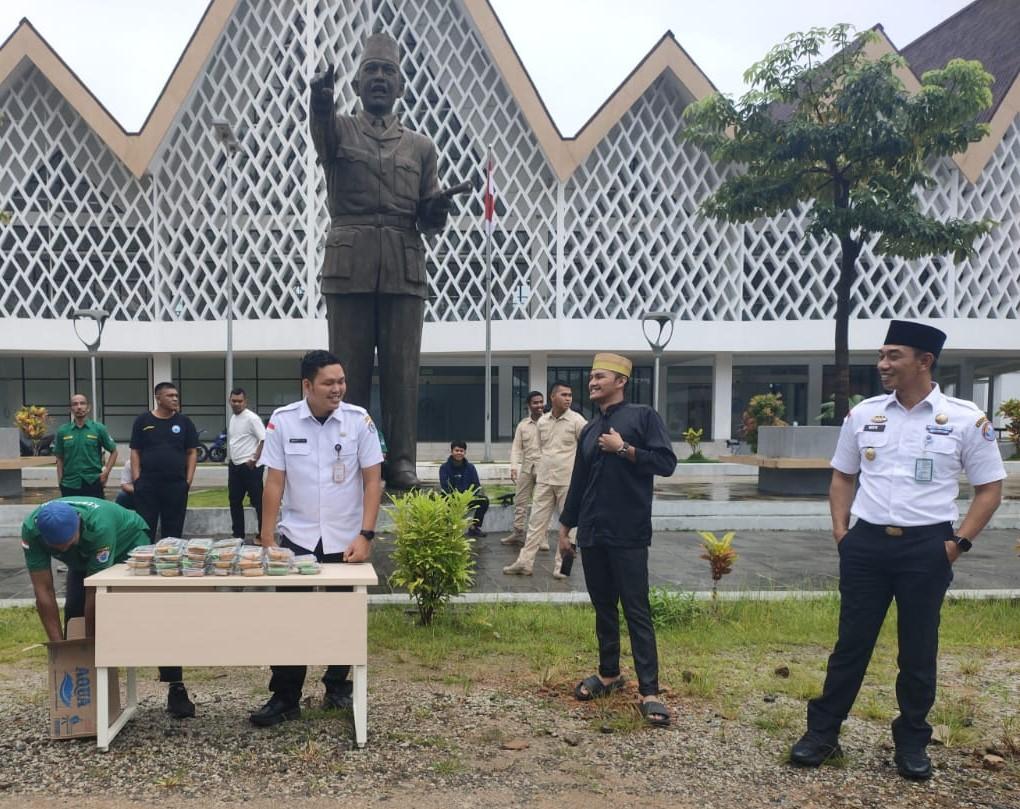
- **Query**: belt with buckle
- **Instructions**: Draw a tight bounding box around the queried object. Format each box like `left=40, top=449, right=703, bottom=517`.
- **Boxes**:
left=857, top=519, right=950, bottom=538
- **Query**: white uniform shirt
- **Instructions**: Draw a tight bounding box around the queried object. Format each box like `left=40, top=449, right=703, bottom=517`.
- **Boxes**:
left=831, top=384, right=1006, bottom=526
left=261, top=399, right=384, bottom=553
left=120, top=457, right=132, bottom=487
left=227, top=408, right=266, bottom=464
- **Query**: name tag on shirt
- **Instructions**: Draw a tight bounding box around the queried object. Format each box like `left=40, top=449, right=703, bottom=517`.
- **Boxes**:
left=925, top=425, right=953, bottom=435
left=289, top=438, right=307, bottom=443
left=863, top=424, right=885, bottom=432
left=914, top=458, right=934, bottom=483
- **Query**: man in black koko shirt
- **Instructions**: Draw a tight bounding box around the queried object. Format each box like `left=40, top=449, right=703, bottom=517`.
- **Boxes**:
left=558, top=353, right=677, bottom=727
left=130, top=382, right=199, bottom=539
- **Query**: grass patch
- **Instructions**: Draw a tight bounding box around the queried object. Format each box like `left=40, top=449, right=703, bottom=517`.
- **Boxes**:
left=3, top=598, right=1018, bottom=748
left=187, top=487, right=231, bottom=508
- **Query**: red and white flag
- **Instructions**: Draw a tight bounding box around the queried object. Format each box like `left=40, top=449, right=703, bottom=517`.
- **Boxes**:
left=483, top=153, right=496, bottom=236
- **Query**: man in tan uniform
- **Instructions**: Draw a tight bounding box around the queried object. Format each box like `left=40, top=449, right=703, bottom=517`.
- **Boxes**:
left=503, top=390, right=545, bottom=546
left=310, top=32, right=453, bottom=490
left=503, top=381, right=586, bottom=578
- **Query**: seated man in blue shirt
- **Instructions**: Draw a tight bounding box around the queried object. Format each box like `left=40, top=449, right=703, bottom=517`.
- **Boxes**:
left=439, top=440, right=489, bottom=538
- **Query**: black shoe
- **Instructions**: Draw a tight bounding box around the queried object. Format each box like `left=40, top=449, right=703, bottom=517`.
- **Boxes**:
left=166, top=683, right=195, bottom=719
left=467, top=526, right=486, bottom=538
left=249, top=696, right=301, bottom=727
left=323, top=687, right=354, bottom=711
left=894, top=749, right=932, bottom=780
left=790, top=732, right=842, bottom=767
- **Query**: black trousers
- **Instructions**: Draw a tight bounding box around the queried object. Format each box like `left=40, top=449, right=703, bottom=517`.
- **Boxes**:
left=469, top=495, right=489, bottom=528
left=227, top=462, right=264, bottom=538
left=65, top=567, right=182, bottom=683
left=580, top=544, right=660, bottom=697
left=267, top=536, right=351, bottom=702
left=60, top=479, right=104, bottom=499
left=134, top=477, right=189, bottom=540
left=115, top=490, right=135, bottom=511
left=807, top=520, right=954, bottom=750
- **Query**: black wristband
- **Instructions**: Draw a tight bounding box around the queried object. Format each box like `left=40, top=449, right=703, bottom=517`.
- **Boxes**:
left=359, top=530, right=375, bottom=541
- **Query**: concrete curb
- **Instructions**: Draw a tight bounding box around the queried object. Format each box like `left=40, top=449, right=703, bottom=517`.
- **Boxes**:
left=3, top=588, right=1015, bottom=611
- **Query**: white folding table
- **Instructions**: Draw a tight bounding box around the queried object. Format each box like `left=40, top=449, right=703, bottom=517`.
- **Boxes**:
left=86, top=562, right=377, bottom=751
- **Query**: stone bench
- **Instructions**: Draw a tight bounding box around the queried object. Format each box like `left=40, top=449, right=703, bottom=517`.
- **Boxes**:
left=0, top=456, right=55, bottom=497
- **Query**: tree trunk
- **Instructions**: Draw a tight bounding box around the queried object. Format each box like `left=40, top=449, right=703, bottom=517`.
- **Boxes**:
left=833, top=236, right=861, bottom=422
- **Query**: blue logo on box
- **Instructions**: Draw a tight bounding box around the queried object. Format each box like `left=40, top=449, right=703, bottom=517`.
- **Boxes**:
left=59, top=673, right=74, bottom=707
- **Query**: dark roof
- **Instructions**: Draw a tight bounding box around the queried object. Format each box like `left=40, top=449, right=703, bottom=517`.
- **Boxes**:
left=902, top=0, right=1019, bottom=122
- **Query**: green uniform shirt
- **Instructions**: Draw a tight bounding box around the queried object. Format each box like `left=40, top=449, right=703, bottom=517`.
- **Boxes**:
left=21, top=497, right=149, bottom=574
left=54, top=419, right=117, bottom=488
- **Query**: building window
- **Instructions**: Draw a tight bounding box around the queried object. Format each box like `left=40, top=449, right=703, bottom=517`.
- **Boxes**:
left=666, top=366, right=713, bottom=439
left=733, top=365, right=808, bottom=429
left=548, top=366, right=652, bottom=420
left=510, top=366, right=530, bottom=427
left=417, top=366, right=498, bottom=443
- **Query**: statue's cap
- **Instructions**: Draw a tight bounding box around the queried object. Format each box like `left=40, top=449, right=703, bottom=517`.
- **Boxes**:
left=883, top=320, right=946, bottom=358
left=360, top=32, right=400, bottom=67
left=592, top=353, right=633, bottom=378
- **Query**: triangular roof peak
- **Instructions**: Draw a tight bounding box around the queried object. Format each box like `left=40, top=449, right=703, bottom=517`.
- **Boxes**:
left=0, top=0, right=1014, bottom=184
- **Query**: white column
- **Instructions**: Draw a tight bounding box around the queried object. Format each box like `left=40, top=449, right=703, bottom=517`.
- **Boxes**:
left=497, top=358, right=513, bottom=439
left=712, top=353, right=733, bottom=441
left=152, top=354, right=173, bottom=389
left=958, top=357, right=975, bottom=403
left=807, top=359, right=824, bottom=426
left=529, top=352, right=548, bottom=398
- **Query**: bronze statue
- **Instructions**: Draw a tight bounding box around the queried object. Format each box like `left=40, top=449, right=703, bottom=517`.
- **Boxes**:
left=310, top=32, right=462, bottom=490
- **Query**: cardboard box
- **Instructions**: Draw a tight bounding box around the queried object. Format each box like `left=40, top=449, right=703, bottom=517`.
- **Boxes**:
left=46, top=617, right=121, bottom=739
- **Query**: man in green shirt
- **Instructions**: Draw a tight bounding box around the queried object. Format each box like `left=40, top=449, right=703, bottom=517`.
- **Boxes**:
left=54, top=394, right=118, bottom=499
left=22, top=497, right=195, bottom=718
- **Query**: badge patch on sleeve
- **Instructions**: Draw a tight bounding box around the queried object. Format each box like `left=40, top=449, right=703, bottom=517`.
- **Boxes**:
left=95, top=547, right=111, bottom=564
left=364, top=414, right=377, bottom=433
left=20, top=539, right=30, bottom=550
left=980, top=422, right=996, bottom=442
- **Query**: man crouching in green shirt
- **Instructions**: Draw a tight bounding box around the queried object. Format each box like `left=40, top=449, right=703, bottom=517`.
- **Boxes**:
left=21, top=497, right=196, bottom=718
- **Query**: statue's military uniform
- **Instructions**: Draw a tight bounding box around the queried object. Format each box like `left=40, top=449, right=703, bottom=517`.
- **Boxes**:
left=310, top=36, right=448, bottom=486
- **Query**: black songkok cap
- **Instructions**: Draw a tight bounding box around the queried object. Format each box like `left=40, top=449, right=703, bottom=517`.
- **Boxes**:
left=883, top=320, right=947, bottom=359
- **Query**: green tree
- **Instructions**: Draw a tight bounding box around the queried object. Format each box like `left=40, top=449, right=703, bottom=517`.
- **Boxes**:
left=683, top=25, right=995, bottom=419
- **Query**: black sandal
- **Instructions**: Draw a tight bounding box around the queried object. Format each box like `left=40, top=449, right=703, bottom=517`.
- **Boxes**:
left=639, top=699, right=671, bottom=727
left=574, top=674, right=624, bottom=701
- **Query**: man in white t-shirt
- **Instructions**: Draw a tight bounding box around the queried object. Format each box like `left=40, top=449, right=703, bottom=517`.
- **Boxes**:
left=227, top=388, right=266, bottom=540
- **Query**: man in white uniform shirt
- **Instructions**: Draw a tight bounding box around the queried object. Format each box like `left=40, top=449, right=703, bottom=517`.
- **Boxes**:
left=503, top=390, right=545, bottom=546
left=790, top=320, right=1005, bottom=780
left=227, top=388, right=266, bottom=541
left=503, top=381, right=586, bottom=578
left=249, top=350, right=384, bottom=727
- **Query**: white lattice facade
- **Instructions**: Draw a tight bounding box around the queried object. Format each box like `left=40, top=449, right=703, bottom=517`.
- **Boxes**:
left=1, top=0, right=1018, bottom=441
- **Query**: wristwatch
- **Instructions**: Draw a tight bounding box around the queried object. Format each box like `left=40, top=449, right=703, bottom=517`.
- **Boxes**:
left=616, top=442, right=630, bottom=457
left=952, top=535, right=972, bottom=553
left=359, top=530, right=375, bottom=541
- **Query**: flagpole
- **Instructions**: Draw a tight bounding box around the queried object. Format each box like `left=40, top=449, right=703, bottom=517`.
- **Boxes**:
left=483, top=144, right=493, bottom=462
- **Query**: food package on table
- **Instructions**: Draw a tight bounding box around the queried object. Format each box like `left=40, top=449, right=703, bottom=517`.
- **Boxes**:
left=293, top=554, right=322, bottom=575
left=238, top=546, right=265, bottom=576
left=185, top=538, right=214, bottom=561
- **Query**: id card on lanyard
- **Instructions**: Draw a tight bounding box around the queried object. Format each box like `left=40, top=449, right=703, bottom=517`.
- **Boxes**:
left=915, top=435, right=934, bottom=483
left=333, top=443, right=346, bottom=484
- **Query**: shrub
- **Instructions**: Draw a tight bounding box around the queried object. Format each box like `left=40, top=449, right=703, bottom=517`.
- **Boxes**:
left=741, top=393, right=787, bottom=452
left=14, top=405, right=49, bottom=455
left=698, top=531, right=739, bottom=605
left=682, top=427, right=705, bottom=460
left=996, top=398, right=1020, bottom=458
left=386, top=488, right=477, bottom=626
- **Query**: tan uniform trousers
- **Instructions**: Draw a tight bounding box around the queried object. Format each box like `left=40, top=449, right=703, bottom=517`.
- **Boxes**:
left=510, top=469, right=537, bottom=536
left=515, top=482, right=572, bottom=571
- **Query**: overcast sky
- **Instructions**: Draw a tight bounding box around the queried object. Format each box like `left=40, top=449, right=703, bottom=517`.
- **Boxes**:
left=0, top=0, right=974, bottom=134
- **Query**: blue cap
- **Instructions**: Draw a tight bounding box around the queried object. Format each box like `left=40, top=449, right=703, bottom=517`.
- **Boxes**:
left=36, top=501, right=80, bottom=546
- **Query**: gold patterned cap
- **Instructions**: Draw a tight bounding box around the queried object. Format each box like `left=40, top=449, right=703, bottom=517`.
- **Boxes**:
left=592, top=352, right=633, bottom=378
left=361, top=32, right=400, bottom=67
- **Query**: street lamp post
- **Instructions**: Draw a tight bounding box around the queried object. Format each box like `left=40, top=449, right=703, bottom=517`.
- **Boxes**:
left=641, top=311, right=674, bottom=414
left=211, top=120, right=240, bottom=428
left=72, top=308, right=110, bottom=420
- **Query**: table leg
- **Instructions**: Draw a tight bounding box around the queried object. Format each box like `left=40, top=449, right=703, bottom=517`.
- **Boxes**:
left=127, top=667, right=137, bottom=709
left=96, top=666, right=109, bottom=752
left=352, top=664, right=367, bottom=748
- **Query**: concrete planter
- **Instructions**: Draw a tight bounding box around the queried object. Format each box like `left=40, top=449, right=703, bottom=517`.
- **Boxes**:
left=756, top=426, right=840, bottom=496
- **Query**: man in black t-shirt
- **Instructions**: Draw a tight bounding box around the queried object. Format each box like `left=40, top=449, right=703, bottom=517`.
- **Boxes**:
left=130, top=382, right=199, bottom=539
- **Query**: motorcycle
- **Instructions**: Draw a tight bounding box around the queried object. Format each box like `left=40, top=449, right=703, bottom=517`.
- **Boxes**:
left=196, top=429, right=228, bottom=463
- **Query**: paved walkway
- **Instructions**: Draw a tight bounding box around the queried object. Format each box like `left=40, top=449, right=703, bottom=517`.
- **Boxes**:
left=2, top=527, right=1018, bottom=602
